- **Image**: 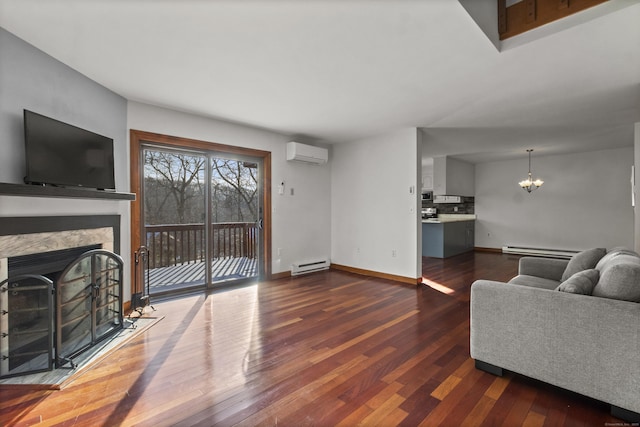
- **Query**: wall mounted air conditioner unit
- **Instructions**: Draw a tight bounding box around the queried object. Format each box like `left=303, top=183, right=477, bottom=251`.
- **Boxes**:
left=286, top=142, right=328, bottom=165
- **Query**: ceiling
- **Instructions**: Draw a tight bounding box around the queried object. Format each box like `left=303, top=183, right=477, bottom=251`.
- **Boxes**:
left=0, top=0, right=638, bottom=164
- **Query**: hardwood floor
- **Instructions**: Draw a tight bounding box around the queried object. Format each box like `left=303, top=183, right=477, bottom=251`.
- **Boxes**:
left=1, top=252, right=621, bottom=426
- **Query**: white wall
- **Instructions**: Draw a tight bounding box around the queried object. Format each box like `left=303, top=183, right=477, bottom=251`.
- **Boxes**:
left=457, top=0, right=500, bottom=51
left=475, top=147, right=634, bottom=251
left=127, top=102, right=331, bottom=274
left=331, top=128, right=421, bottom=280
left=635, top=122, right=640, bottom=253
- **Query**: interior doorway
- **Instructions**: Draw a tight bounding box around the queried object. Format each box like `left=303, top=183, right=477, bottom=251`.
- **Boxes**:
left=130, top=130, right=272, bottom=299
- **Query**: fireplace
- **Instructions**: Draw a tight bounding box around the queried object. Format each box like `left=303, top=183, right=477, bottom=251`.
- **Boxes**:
left=0, top=216, right=124, bottom=378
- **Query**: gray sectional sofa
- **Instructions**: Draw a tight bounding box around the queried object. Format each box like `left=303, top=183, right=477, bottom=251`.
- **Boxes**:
left=470, top=247, right=640, bottom=422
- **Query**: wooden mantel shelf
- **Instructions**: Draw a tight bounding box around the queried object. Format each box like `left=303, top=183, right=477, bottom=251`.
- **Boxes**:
left=0, top=182, right=136, bottom=201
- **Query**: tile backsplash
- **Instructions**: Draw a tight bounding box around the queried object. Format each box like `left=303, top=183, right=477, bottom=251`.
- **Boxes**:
left=422, top=196, right=474, bottom=214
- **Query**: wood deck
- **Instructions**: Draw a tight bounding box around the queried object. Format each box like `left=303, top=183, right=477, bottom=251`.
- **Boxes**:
left=148, top=257, right=257, bottom=292
left=0, top=252, right=623, bottom=426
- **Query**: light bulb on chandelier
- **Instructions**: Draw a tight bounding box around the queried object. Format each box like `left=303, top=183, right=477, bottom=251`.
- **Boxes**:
left=519, top=149, right=544, bottom=193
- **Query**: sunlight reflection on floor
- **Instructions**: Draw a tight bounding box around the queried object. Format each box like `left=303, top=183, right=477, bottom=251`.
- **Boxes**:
left=421, top=278, right=456, bottom=295
left=205, top=284, right=261, bottom=392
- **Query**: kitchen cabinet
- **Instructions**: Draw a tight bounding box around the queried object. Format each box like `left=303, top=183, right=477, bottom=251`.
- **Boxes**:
left=422, top=173, right=433, bottom=191
left=433, top=195, right=461, bottom=204
left=422, top=159, right=434, bottom=191
left=433, top=156, right=475, bottom=196
left=422, top=220, right=475, bottom=258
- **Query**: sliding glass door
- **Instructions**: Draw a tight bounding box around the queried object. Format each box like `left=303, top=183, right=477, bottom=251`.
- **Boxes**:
left=143, top=148, right=208, bottom=293
left=209, top=156, right=262, bottom=285
left=139, top=144, right=264, bottom=296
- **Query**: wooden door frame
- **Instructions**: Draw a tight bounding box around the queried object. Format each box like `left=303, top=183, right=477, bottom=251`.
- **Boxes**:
left=129, top=129, right=272, bottom=298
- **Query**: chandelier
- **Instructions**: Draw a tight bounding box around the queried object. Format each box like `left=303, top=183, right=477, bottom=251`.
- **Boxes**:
left=519, top=149, right=544, bottom=193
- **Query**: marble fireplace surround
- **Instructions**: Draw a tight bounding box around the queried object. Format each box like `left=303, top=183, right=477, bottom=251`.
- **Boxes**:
left=0, top=215, right=121, bottom=283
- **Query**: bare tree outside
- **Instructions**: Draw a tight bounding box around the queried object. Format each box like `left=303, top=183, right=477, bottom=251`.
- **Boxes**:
left=142, top=148, right=260, bottom=273
left=144, top=150, right=258, bottom=225
left=211, top=158, right=258, bottom=223
left=144, top=150, right=206, bottom=225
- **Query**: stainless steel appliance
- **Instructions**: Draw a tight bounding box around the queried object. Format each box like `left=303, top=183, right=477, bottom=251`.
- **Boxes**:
left=422, top=207, right=437, bottom=219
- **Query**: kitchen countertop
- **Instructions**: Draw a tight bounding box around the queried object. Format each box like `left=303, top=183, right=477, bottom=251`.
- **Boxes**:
left=422, top=214, right=476, bottom=224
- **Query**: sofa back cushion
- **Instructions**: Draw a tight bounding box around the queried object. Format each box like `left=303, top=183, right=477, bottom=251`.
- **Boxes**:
left=595, top=247, right=640, bottom=271
left=561, top=248, right=606, bottom=282
left=592, top=254, right=640, bottom=302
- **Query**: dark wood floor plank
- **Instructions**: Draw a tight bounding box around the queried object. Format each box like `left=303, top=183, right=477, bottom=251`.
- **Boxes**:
left=0, top=252, right=625, bottom=426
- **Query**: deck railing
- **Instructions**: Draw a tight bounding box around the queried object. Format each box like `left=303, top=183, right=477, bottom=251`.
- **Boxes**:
left=145, top=222, right=257, bottom=269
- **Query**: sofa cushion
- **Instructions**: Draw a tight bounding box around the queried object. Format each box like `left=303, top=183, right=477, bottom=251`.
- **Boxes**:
left=562, top=248, right=606, bottom=281
left=518, top=257, right=569, bottom=282
left=607, top=246, right=639, bottom=257
left=592, top=256, right=640, bottom=302
left=556, top=269, right=599, bottom=295
left=595, top=248, right=640, bottom=271
left=509, top=275, right=559, bottom=290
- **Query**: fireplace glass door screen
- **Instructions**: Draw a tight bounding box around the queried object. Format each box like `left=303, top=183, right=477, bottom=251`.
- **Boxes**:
left=56, top=249, right=123, bottom=367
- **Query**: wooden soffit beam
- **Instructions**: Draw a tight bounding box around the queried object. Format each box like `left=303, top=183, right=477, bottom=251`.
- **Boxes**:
left=499, top=0, right=609, bottom=40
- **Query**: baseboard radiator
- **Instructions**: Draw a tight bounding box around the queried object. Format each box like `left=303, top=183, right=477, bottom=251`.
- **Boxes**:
left=502, top=246, right=579, bottom=259
left=291, top=258, right=330, bottom=275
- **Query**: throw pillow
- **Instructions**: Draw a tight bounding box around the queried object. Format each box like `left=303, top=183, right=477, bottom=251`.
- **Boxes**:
left=556, top=269, right=599, bottom=295
left=592, top=263, right=640, bottom=303
left=562, top=248, right=607, bottom=281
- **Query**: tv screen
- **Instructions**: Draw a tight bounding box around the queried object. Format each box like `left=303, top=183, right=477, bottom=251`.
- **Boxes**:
left=23, top=110, right=116, bottom=190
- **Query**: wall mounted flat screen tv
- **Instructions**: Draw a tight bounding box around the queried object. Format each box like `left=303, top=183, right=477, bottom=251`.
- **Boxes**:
left=23, top=110, right=116, bottom=190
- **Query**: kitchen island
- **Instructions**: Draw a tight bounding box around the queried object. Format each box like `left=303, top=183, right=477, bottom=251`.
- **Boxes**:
left=422, top=214, right=475, bottom=258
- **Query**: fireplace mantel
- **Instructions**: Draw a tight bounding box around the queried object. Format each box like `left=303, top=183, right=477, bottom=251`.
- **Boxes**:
left=0, top=182, right=135, bottom=201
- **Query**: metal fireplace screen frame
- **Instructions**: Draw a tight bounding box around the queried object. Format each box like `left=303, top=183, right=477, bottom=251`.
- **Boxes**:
left=0, top=274, right=54, bottom=378
left=56, top=249, right=124, bottom=368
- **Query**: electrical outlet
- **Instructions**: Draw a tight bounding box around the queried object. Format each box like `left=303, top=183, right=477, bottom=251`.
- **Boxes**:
left=277, top=248, right=282, bottom=257
left=392, top=249, right=397, bottom=258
